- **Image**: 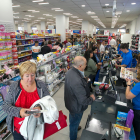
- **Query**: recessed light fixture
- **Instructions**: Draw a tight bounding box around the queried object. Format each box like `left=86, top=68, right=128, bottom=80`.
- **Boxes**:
left=25, top=15, right=31, bottom=16
left=38, top=17, right=45, bottom=19
left=77, top=19, right=83, bottom=20
left=32, top=0, right=44, bottom=2
left=35, top=20, right=41, bottom=21
left=32, top=11, right=40, bottom=12
left=81, top=5, right=85, bottom=7
left=131, top=3, right=136, bottom=5
left=91, top=16, right=98, bottom=18
left=13, top=16, right=19, bottom=18
left=126, top=10, right=130, bottom=12
left=13, top=12, right=19, bottom=14
left=28, top=10, right=35, bottom=11
left=52, top=8, right=61, bottom=10
left=71, top=16, right=79, bottom=18
left=55, top=9, right=63, bottom=11
left=29, top=16, right=35, bottom=17
left=12, top=5, right=20, bottom=7
left=105, top=4, right=109, bottom=6
left=87, top=11, right=95, bottom=15
left=43, top=14, right=52, bottom=16
left=38, top=2, right=49, bottom=5
left=63, top=13, right=73, bottom=16
left=106, top=11, right=110, bottom=12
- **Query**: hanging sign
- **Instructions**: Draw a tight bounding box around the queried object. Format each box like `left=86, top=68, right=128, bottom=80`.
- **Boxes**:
left=73, top=30, right=80, bottom=34
left=81, top=30, right=87, bottom=34
left=104, top=30, right=109, bottom=36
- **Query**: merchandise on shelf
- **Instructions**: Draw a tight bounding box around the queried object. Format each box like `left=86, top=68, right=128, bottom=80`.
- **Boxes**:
left=131, top=34, right=139, bottom=50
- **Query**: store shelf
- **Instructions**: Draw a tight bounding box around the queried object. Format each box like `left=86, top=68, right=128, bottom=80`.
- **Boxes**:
left=3, top=132, right=12, bottom=140
left=16, top=36, right=51, bottom=41
left=53, top=77, right=65, bottom=88
left=18, top=50, right=32, bottom=53
left=17, top=43, right=34, bottom=47
left=0, top=123, right=7, bottom=133
left=18, top=54, right=32, bottom=59
left=53, top=36, right=61, bottom=37
left=50, top=86, right=59, bottom=97
left=0, top=115, right=7, bottom=123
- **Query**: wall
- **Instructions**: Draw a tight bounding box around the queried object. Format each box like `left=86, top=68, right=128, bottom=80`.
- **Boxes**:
left=99, top=28, right=118, bottom=34
left=126, top=15, right=140, bottom=34
left=0, top=0, right=14, bottom=31
left=126, top=19, right=136, bottom=34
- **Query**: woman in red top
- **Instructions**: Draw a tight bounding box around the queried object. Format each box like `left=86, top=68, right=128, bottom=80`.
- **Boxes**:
left=2, top=61, right=50, bottom=140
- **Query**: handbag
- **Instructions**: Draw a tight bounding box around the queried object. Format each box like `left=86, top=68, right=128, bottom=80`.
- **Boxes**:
left=43, top=110, right=67, bottom=139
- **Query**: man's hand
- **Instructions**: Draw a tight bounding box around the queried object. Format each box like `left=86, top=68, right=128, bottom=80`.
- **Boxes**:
left=90, top=94, right=95, bottom=101
left=20, top=108, right=31, bottom=118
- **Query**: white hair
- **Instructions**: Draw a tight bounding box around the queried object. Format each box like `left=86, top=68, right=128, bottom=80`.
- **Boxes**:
left=73, top=56, right=85, bottom=67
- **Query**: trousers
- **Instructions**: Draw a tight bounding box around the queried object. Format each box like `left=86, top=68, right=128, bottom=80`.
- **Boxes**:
left=13, top=131, right=24, bottom=140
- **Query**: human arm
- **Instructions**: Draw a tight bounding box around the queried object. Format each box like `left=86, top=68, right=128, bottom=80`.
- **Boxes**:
left=2, top=83, right=30, bottom=118
left=127, top=68, right=137, bottom=72
left=125, top=79, right=135, bottom=99
left=89, top=59, right=97, bottom=72
left=115, top=63, right=127, bottom=68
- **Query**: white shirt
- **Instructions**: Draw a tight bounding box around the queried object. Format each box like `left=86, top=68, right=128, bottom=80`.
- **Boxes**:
left=109, top=39, right=116, bottom=46
left=100, top=44, right=105, bottom=52
left=32, top=46, right=41, bottom=53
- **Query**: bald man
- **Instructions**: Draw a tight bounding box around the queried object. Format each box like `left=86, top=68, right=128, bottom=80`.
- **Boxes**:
left=64, top=56, right=95, bottom=140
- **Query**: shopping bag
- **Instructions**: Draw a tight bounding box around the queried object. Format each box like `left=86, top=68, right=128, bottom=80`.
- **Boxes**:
left=43, top=110, right=67, bottom=139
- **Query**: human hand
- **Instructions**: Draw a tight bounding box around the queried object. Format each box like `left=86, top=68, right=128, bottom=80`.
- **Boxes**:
left=90, top=94, right=95, bottom=101
left=126, top=68, right=133, bottom=71
left=20, top=108, right=31, bottom=118
left=115, top=63, right=118, bottom=67
left=132, top=78, right=139, bottom=83
left=33, top=107, right=41, bottom=118
left=126, top=78, right=134, bottom=86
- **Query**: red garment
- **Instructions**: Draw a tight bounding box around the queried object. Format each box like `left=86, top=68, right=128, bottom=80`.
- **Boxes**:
left=47, top=44, right=52, bottom=50
left=14, top=83, right=40, bottom=133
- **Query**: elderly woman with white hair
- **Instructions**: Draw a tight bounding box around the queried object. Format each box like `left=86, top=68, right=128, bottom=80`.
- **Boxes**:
left=2, top=61, right=50, bottom=140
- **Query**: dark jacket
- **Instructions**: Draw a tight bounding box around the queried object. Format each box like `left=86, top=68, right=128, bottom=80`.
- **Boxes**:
left=41, top=42, right=44, bottom=47
left=64, top=67, right=93, bottom=113
left=59, top=43, right=63, bottom=49
left=40, top=45, right=51, bottom=55
left=2, top=80, right=50, bottom=132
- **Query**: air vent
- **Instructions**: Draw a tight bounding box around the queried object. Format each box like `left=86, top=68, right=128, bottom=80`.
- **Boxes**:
left=22, top=11, right=28, bottom=12
left=106, top=17, right=112, bottom=18
left=102, top=6, right=113, bottom=9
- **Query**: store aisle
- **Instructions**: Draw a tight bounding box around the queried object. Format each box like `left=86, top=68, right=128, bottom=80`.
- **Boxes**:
left=7, top=84, right=91, bottom=140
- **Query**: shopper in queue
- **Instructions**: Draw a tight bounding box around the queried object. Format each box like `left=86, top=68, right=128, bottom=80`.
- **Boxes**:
left=100, top=40, right=105, bottom=54
left=125, top=68, right=140, bottom=140
left=109, top=36, right=117, bottom=48
left=84, top=50, right=97, bottom=90
left=117, top=39, right=121, bottom=53
left=115, top=43, right=132, bottom=68
left=32, top=41, right=41, bottom=59
left=52, top=42, right=61, bottom=51
left=47, top=40, right=53, bottom=50
left=64, top=56, right=95, bottom=140
left=41, top=38, right=46, bottom=47
left=40, top=41, right=51, bottom=55
left=66, top=39, right=72, bottom=47
left=2, top=61, right=50, bottom=140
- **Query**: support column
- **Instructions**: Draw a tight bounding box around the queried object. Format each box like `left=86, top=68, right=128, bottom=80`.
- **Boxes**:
left=41, top=21, right=46, bottom=34
left=89, top=24, right=93, bottom=37
left=93, top=26, right=96, bottom=34
left=82, top=21, right=90, bottom=36
left=24, top=23, right=31, bottom=33
left=15, top=24, right=18, bottom=31
left=0, top=0, right=15, bottom=31
left=56, top=15, right=69, bottom=42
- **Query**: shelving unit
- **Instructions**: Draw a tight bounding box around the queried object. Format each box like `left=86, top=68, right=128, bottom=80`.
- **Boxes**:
left=18, top=54, right=32, bottom=59
left=131, top=34, right=139, bottom=50
left=17, top=43, right=34, bottom=47
left=18, top=49, right=32, bottom=53
left=96, top=35, right=109, bottom=43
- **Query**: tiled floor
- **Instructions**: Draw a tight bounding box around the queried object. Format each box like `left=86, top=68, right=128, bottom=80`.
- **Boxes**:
left=7, top=84, right=91, bottom=140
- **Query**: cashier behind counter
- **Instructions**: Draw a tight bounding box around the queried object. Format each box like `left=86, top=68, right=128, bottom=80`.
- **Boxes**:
left=115, top=43, right=132, bottom=68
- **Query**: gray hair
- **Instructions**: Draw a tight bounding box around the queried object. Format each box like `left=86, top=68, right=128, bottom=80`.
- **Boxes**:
left=73, top=56, right=85, bottom=67
left=44, top=41, right=48, bottom=45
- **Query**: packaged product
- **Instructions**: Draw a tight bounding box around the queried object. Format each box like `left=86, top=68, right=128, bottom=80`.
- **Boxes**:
left=14, top=59, right=18, bottom=65
left=5, top=42, right=12, bottom=50
left=0, top=42, right=4, bottom=50
left=5, top=33, right=11, bottom=40
left=11, top=39, right=16, bottom=45
left=0, top=32, right=5, bottom=41
left=12, top=45, right=17, bottom=52
left=12, top=53, right=18, bottom=59
left=10, top=32, right=16, bottom=39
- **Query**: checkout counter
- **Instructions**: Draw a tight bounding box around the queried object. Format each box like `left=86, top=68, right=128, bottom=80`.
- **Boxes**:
left=80, top=51, right=133, bottom=140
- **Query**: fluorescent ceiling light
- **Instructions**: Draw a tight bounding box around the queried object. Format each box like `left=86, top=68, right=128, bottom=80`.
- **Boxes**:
left=32, top=11, right=40, bottom=12
left=55, top=9, right=63, bottom=11
left=39, top=2, right=49, bottom=5
left=13, top=12, right=19, bottom=14
left=12, top=5, right=20, bottom=7
left=131, top=3, right=136, bottom=5
left=91, top=16, right=98, bottom=18
left=29, top=16, right=35, bottom=17
left=126, top=10, right=130, bottom=12
left=63, top=13, right=72, bottom=15
left=28, top=10, right=35, bottom=11
left=32, top=0, right=44, bottom=2
left=52, top=8, right=60, bottom=10
left=105, top=4, right=109, bottom=6
left=35, top=20, right=41, bottom=21
left=25, top=15, right=31, bottom=16
left=77, top=19, right=83, bottom=20
left=71, top=16, right=79, bottom=18
left=106, top=11, right=110, bottom=12
left=13, top=16, right=19, bottom=18
left=24, top=18, right=29, bottom=19
left=81, top=5, right=85, bottom=7
left=38, top=17, right=45, bottom=19
left=27, top=19, right=31, bottom=20
left=87, top=11, right=95, bottom=15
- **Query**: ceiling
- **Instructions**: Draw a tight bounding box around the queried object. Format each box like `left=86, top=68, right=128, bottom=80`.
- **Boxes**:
left=12, top=0, right=140, bottom=29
